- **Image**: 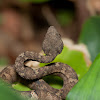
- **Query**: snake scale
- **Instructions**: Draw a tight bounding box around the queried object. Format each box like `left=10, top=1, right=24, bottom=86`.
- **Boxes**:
left=0, top=26, right=78, bottom=100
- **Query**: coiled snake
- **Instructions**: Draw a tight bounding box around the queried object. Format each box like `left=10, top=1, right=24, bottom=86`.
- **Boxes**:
left=0, top=26, right=78, bottom=100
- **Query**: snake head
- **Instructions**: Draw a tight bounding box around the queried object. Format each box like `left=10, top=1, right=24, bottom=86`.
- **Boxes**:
left=42, top=26, right=63, bottom=56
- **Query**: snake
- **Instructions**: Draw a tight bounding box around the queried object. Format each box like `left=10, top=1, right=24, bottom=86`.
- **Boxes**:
left=0, top=26, right=78, bottom=100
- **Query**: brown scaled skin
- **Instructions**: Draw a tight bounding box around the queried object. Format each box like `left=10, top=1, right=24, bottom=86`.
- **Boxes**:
left=0, top=26, right=78, bottom=100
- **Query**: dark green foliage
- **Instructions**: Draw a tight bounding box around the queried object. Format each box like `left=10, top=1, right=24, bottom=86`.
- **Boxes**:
left=0, top=79, right=26, bottom=100
left=66, top=53, right=100, bottom=100
left=79, top=16, right=100, bottom=61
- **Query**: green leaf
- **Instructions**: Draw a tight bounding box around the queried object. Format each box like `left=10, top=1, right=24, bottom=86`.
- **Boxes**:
left=43, top=75, right=63, bottom=89
left=12, top=83, right=31, bottom=91
left=53, top=46, right=89, bottom=80
left=20, top=0, right=49, bottom=3
left=40, top=46, right=89, bottom=80
left=79, top=16, right=100, bottom=61
left=0, top=79, right=26, bottom=100
left=66, top=53, right=100, bottom=100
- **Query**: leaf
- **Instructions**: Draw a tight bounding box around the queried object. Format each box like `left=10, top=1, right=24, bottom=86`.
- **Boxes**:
left=79, top=16, right=100, bottom=61
left=66, top=53, right=100, bottom=100
left=53, top=46, right=90, bottom=80
left=12, top=83, right=31, bottom=91
left=40, top=46, right=90, bottom=80
left=43, top=75, right=63, bottom=89
left=0, top=79, right=26, bottom=100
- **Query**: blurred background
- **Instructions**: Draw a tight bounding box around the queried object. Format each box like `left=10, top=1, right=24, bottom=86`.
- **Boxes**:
left=0, top=0, right=99, bottom=66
